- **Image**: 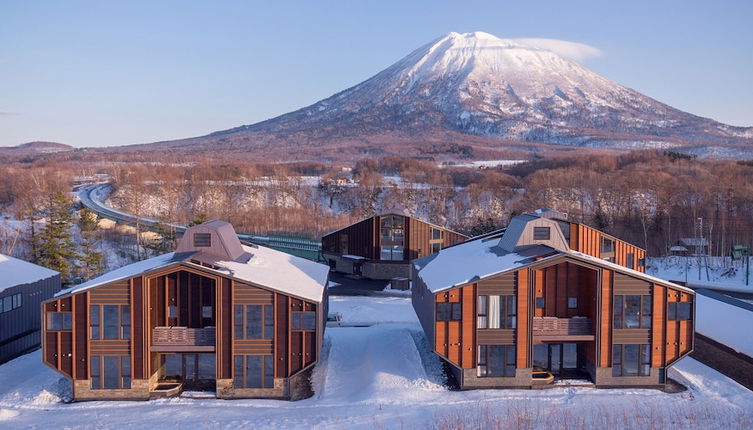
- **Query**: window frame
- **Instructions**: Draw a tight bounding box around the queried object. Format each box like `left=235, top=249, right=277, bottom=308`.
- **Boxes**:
left=476, top=295, right=517, bottom=329
left=47, top=311, right=73, bottom=332
left=89, top=304, right=130, bottom=340
left=667, top=302, right=692, bottom=321
left=477, top=344, right=516, bottom=377
left=90, top=355, right=131, bottom=390
left=234, top=304, right=275, bottom=340
left=193, top=233, right=212, bottom=247
left=612, top=344, right=650, bottom=377
left=292, top=310, right=316, bottom=331
left=436, top=302, right=462, bottom=322
left=233, top=354, right=274, bottom=389
left=613, top=294, right=652, bottom=329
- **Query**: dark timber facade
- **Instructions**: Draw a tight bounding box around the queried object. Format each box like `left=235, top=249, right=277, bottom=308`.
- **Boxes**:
left=322, top=212, right=468, bottom=280
left=412, top=211, right=693, bottom=389
left=0, top=255, right=60, bottom=364
left=42, top=220, right=328, bottom=401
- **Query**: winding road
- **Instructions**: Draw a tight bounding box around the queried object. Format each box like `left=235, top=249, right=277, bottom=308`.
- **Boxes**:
left=75, top=183, right=323, bottom=260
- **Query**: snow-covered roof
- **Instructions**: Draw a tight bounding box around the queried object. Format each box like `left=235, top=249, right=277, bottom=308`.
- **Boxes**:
left=192, top=244, right=328, bottom=303
left=0, top=254, right=59, bottom=294
left=56, top=252, right=193, bottom=297
left=415, top=236, right=557, bottom=293
left=55, top=245, right=329, bottom=302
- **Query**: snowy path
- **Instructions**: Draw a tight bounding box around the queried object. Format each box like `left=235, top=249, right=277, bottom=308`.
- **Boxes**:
left=1, top=296, right=753, bottom=429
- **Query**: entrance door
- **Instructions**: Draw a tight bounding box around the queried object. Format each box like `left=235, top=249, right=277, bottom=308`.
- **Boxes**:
left=162, top=353, right=216, bottom=391
left=533, top=343, right=579, bottom=376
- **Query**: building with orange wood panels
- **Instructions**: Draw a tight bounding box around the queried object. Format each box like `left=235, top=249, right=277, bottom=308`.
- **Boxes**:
left=412, top=210, right=693, bottom=389
left=41, top=220, right=329, bottom=401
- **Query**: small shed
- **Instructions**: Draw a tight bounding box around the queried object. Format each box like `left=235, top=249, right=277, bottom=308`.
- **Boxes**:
left=0, top=254, right=60, bottom=363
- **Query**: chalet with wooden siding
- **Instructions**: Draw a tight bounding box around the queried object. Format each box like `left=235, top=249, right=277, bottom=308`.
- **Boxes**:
left=322, top=211, right=468, bottom=280
left=412, top=211, right=693, bottom=389
left=41, top=220, right=328, bottom=401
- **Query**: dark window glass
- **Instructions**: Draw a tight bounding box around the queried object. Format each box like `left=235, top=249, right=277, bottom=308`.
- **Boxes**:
left=264, top=355, right=274, bottom=388
left=103, top=356, right=120, bottom=389
left=2, top=296, right=11, bottom=312
left=234, top=305, right=243, bottom=339
left=533, top=227, right=550, bottom=240
left=91, top=355, right=101, bottom=389
left=202, top=306, right=213, bottom=319
left=613, top=295, right=623, bottom=328
left=612, top=345, right=622, bottom=377
left=641, top=344, right=651, bottom=376
left=198, top=354, right=215, bottom=379
left=291, top=311, right=301, bottom=330
left=246, top=305, right=262, bottom=339
left=626, top=253, right=635, bottom=269
left=121, top=356, right=131, bottom=389
left=90, top=305, right=100, bottom=339
left=678, top=302, right=692, bottom=320
left=62, top=312, right=72, bottom=330
left=47, top=312, right=62, bottom=331
left=431, top=242, right=441, bottom=254
left=667, top=302, right=677, bottom=321
left=436, top=303, right=450, bottom=321
left=165, top=354, right=181, bottom=378
left=300, top=311, right=316, bottom=330
left=623, top=344, right=639, bottom=376
left=168, top=305, right=177, bottom=319
left=505, top=295, right=517, bottom=329
left=246, top=356, right=262, bottom=388
left=103, top=305, right=119, bottom=339
left=535, top=297, right=545, bottom=309
left=478, top=345, right=515, bottom=377
left=451, top=303, right=462, bottom=321
left=601, top=237, right=614, bottom=254
left=265, top=306, right=275, bottom=338
left=641, top=296, right=653, bottom=328
left=431, top=228, right=443, bottom=240
left=233, top=356, right=243, bottom=387
left=121, top=306, right=130, bottom=339
left=194, top=233, right=211, bottom=247
left=624, top=296, right=641, bottom=328
left=568, top=297, right=578, bottom=309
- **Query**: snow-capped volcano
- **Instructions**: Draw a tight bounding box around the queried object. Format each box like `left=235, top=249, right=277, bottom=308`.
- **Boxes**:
left=141, top=31, right=753, bottom=160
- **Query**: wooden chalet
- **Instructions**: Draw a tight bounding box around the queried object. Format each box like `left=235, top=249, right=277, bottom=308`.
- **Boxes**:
left=321, top=211, right=468, bottom=280
left=42, top=220, right=329, bottom=401
left=412, top=210, right=693, bottom=389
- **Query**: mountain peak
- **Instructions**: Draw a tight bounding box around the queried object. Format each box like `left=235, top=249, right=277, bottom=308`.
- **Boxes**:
left=138, top=31, right=753, bottom=160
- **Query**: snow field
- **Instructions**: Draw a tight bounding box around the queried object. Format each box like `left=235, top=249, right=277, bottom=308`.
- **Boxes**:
left=0, top=296, right=751, bottom=429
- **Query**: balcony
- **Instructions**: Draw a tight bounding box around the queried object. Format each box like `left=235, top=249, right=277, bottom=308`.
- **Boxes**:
left=532, top=317, right=594, bottom=341
left=151, top=326, right=216, bottom=352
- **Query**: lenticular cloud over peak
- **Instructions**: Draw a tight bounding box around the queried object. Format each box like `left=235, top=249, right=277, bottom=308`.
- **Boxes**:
left=512, top=38, right=603, bottom=62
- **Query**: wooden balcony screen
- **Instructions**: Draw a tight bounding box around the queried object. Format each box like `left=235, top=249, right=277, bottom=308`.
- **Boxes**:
left=151, top=326, right=216, bottom=352
left=532, top=317, right=594, bottom=341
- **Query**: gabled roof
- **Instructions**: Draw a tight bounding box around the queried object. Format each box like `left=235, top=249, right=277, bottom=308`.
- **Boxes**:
left=415, top=237, right=693, bottom=295
left=55, top=220, right=329, bottom=303
left=322, top=212, right=468, bottom=239
left=0, top=253, right=59, bottom=294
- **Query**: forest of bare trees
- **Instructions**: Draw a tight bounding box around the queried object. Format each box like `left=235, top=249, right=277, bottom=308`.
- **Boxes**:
left=2, top=150, right=753, bottom=258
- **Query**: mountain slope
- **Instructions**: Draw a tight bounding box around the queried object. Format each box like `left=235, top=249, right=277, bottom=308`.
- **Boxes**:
left=136, top=31, right=753, bottom=160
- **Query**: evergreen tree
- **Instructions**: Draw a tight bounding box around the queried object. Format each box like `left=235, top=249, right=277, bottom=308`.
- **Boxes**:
left=145, top=222, right=178, bottom=254
left=78, top=208, right=104, bottom=280
left=37, top=191, right=79, bottom=283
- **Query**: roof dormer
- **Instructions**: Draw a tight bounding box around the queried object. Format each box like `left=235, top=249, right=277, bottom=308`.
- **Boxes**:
left=176, top=219, right=245, bottom=262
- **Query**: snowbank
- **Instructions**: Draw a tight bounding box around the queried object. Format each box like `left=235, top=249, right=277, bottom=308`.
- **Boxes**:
left=696, top=292, right=753, bottom=357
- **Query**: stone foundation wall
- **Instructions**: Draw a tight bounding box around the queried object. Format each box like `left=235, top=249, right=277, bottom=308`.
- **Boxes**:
left=216, top=378, right=286, bottom=399
left=73, top=379, right=150, bottom=401
left=593, top=367, right=663, bottom=387
left=361, top=261, right=411, bottom=280
left=460, top=367, right=533, bottom=389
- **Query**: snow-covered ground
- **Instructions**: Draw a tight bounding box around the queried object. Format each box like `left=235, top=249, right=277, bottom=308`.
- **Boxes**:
left=647, top=256, right=753, bottom=292
left=1, top=296, right=752, bottom=428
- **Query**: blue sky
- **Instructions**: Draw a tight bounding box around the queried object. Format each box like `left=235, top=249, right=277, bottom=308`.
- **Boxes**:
left=1, top=0, right=752, bottom=147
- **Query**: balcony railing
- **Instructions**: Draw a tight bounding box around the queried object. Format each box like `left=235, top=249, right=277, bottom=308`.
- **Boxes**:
left=532, top=317, right=594, bottom=341
left=151, top=326, right=216, bottom=352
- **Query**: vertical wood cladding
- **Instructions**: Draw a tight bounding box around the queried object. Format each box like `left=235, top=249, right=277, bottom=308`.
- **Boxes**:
left=533, top=262, right=596, bottom=318
left=516, top=269, right=529, bottom=368
left=569, top=223, right=646, bottom=272
left=131, top=277, right=144, bottom=380
left=434, top=287, right=466, bottom=367
left=664, top=288, right=694, bottom=365
left=599, top=269, right=612, bottom=367
left=218, top=277, right=232, bottom=379
left=460, top=284, right=475, bottom=368
left=275, top=294, right=289, bottom=378
left=323, top=214, right=468, bottom=260
left=652, top=284, right=666, bottom=367
left=73, top=293, right=88, bottom=379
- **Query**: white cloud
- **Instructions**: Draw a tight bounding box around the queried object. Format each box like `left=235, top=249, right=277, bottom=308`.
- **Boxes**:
left=513, top=38, right=603, bottom=62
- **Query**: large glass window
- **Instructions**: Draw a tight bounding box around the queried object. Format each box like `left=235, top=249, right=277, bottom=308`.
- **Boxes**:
left=613, top=295, right=652, bottom=329
left=47, top=312, right=72, bottom=331
left=477, top=345, right=516, bottom=377
left=233, top=355, right=274, bottom=389
left=292, top=311, right=316, bottom=331
left=91, top=355, right=131, bottom=389
left=431, top=228, right=443, bottom=241
left=380, top=245, right=404, bottom=261
left=380, top=215, right=404, bottom=260
left=90, top=304, right=129, bottom=340
left=234, top=304, right=274, bottom=339
left=668, top=302, right=692, bottom=321
left=0, top=294, right=22, bottom=313
left=612, top=344, right=650, bottom=377
left=477, top=295, right=516, bottom=329
left=436, top=302, right=461, bottom=321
